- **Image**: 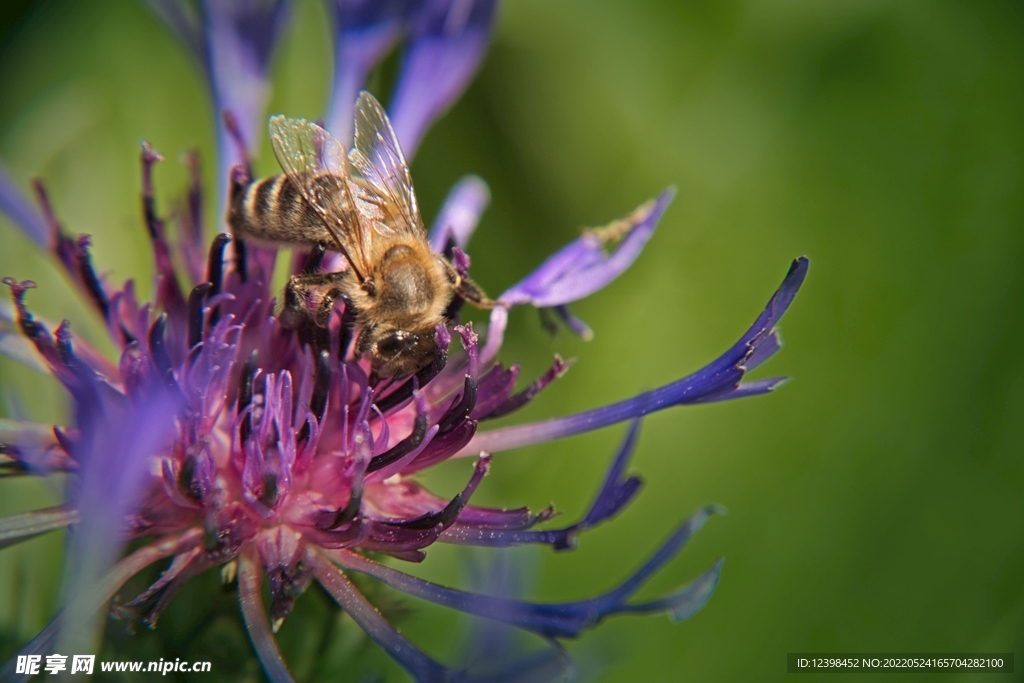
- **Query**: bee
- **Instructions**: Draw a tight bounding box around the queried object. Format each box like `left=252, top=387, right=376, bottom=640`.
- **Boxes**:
left=227, top=92, right=491, bottom=379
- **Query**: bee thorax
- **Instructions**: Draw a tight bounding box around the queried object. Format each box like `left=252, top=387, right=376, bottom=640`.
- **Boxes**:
left=369, top=245, right=448, bottom=322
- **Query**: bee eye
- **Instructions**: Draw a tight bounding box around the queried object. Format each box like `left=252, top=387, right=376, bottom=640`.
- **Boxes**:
left=375, top=331, right=418, bottom=358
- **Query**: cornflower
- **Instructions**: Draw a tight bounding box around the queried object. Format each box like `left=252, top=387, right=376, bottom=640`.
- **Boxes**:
left=0, top=1, right=808, bottom=680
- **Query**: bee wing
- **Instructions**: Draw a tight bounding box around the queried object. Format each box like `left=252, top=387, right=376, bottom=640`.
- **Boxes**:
left=347, top=91, right=427, bottom=241
left=267, top=114, right=372, bottom=280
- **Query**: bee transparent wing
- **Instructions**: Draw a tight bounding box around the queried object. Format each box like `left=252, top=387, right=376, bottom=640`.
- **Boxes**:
left=267, top=114, right=372, bottom=279
left=348, top=91, right=426, bottom=241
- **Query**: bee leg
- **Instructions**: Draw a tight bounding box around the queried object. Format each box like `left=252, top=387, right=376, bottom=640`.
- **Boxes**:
left=298, top=316, right=331, bottom=354
left=280, top=277, right=314, bottom=330
left=337, top=297, right=358, bottom=360
left=441, top=255, right=495, bottom=309
left=300, top=242, right=328, bottom=274
left=454, top=275, right=496, bottom=309
left=279, top=271, right=349, bottom=330
left=355, top=324, right=375, bottom=360
left=314, top=287, right=350, bottom=328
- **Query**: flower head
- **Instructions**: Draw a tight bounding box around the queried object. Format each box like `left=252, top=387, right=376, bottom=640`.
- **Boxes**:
left=0, top=1, right=808, bottom=681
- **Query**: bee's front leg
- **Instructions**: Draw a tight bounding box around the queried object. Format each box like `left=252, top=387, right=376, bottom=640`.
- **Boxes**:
left=280, top=271, right=350, bottom=330
left=441, top=258, right=495, bottom=309
left=454, top=275, right=495, bottom=309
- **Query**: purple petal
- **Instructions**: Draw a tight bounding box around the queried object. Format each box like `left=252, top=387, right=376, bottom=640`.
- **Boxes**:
left=581, top=420, right=643, bottom=528
left=328, top=505, right=723, bottom=639
left=689, top=376, right=788, bottom=404
left=238, top=550, right=295, bottom=683
left=126, top=548, right=211, bottom=629
left=361, top=456, right=488, bottom=556
left=389, top=0, right=499, bottom=157
left=0, top=506, right=79, bottom=551
left=368, top=419, right=440, bottom=483
left=0, top=419, right=76, bottom=475
left=0, top=163, right=48, bottom=248
left=175, top=151, right=209, bottom=284
left=479, top=304, right=507, bottom=366
left=2, top=287, right=118, bottom=379
left=141, top=145, right=188, bottom=321
left=257, top=532, right=311, bottom=620
left=551, top=304, right=593, bottom=340
left=469, top=362, right=518, bottom=418
left=452, top=504, right=553, bottom=531
left=745, top=323, right=782, bottom=371
left=200, top=0, right=291, bottom=210
left=478, top=193, right=672, bottom=361
left=401, top=454, right=490, bottom=528
left=60, top=385, right=181, bottom=650
left=429, top=175, right=491, bottom=253
left=432, top=373, right=478, bottom=433
left=595, top=505, right=723, bottom=609
left=325, top=0, right=407, bottom=144
left=442, top=421, right=641, bottom=549
left=618, top=558, right=724, bottom=623
left=17, top=178, right=118, bottom=327
left=460, top=257, right=809, bottom=456
left=3, top=281, right=76, bottom=387
left=1, top=530, right=203, bottom=681
left=311, top=548, right=454, bottom=682
left=37, top=312, right=184, bottom=649
left=361, top=519, right=444, bottom=553
left=405, top=417, right=476, bottom=472
left=477, top=355, right=572, bottom=420
left=500, top=190, right=673, bottom=309
left=366, top=390, right=438, bottom=481
left=13, top=538, right=201, bottom=671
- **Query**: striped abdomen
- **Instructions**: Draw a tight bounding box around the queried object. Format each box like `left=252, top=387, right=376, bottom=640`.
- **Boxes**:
left=228, top=173, right=340, bottom=247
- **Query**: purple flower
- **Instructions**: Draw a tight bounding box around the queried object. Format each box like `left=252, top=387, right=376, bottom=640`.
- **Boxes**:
left=0, top=2, right=809, bottom=681
left=326, top=0, right=500, bottom=154
left=146, top=0, right=291, bottom=209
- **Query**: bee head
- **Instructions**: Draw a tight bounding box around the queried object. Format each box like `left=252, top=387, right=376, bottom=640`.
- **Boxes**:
left=368, top=328, right=437, bottom=379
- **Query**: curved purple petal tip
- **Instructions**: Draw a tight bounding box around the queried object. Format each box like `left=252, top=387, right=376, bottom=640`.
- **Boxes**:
left=500, top=189, right=675, bottom=309
left=442, top=419, right=643, bottom=549
left=201, top=0, right=291, bottom=210
left=463, top=257, right=809, bottom=456
left=389, top=0, right=500, bottom=156
left=329, top=505, right=724, bottom=640
left=326, top=0, right=407, bottom=144
left=430, top=175, right=491, bottom=253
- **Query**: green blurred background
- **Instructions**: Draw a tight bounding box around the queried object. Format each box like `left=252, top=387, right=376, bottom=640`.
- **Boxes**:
left=1, top=0, right=1023, bottom=680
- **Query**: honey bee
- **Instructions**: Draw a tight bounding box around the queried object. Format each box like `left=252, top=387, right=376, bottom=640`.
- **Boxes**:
left=227, top=92, right=492, bottom=379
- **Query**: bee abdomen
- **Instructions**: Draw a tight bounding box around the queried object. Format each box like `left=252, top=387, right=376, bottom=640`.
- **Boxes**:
left=227, top=174, right=328, bottom=246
